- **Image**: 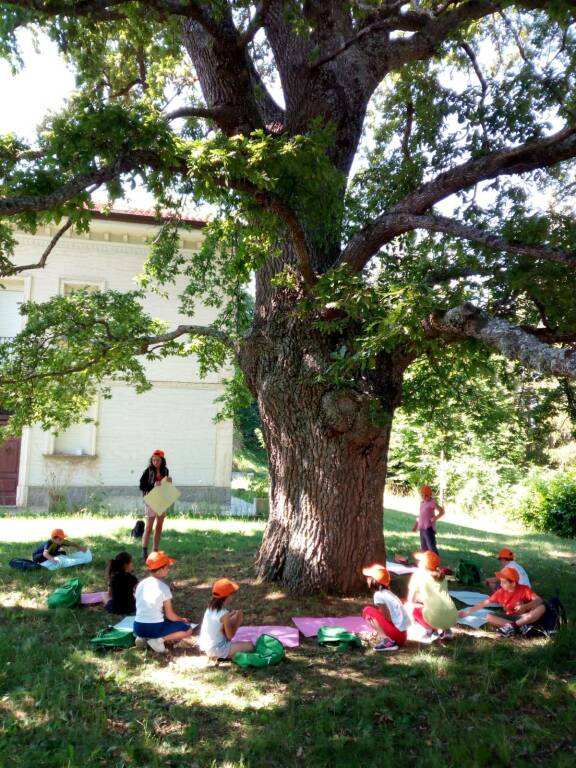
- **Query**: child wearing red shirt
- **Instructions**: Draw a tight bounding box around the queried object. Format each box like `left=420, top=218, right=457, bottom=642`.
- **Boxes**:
left=458, top=566, right=547, bottom=636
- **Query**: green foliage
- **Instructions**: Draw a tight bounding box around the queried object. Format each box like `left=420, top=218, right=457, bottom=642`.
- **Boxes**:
left=511, top=470, right=576, bottom=538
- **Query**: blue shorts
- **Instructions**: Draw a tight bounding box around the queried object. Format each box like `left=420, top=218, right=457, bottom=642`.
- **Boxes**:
left=133, top=620, right=190, bottom=639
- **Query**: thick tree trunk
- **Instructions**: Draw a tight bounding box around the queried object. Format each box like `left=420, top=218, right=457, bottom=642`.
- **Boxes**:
left=240, top=294, right=406, bottom=594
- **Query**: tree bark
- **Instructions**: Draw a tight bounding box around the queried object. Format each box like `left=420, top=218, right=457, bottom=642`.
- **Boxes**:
left=240, top=288, right=406, bottom=594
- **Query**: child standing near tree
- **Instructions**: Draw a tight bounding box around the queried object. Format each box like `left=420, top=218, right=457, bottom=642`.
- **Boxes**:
left=139, top=449, right=172, bottom=562
left=412, top=485, right=444, bottom=555
left=361, top=564, right=410, bottom=652
left=199, top=578, right=254, bottom=660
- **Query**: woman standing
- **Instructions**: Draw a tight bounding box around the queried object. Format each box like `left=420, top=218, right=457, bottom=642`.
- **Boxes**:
left=139, top=449, right=172, bottom=562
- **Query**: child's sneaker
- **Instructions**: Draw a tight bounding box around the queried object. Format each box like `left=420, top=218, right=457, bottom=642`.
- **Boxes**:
left=519, top=624, right=535, bottom=637
left=497, top=623, right=518, bottom=637
left=437, top=629, right=454, bottom=640
left=146, top=637, right=166, bottom=653
left=374, top=638, right=399, bottom=652
left=134, top=636, right=147, bottom=649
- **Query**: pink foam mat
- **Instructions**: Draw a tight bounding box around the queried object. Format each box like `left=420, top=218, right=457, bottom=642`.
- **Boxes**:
left=292, top=616, right=371, bottom=638
left=80, top=591, right=108, bottom=605
left=233, top=625, right=300, bottom=648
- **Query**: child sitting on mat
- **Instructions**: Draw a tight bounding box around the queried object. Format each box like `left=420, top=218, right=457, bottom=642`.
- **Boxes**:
left=105, top=551, right=138, bottom=615
left=458, top=566, right=552, bottom=637
left=133, top=551, right=193, bottom=653
left=407, top=550, right=457, bottom=640
left=484, top=548, right=531, bottom=591
left=32, top=528, right=87, bottom=564
left=199, top=578, right=254, bottom=660
left=361, top=564, right=409, bottom=652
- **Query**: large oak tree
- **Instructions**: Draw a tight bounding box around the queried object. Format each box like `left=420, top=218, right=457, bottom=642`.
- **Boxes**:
left=1, top=1, right=576, bottom=593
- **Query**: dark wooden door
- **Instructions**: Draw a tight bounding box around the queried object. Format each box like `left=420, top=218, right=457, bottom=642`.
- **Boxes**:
left=0, top=415, right=20, bottom=505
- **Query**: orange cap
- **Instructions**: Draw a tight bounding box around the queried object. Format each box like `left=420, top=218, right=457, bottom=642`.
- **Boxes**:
left=212, top=578, right=239, bottom=598
left=497, top=548, right=514, bottom=560
left=146, top=551, right=176, bottom=570
left=495, top=566, right=519, bottom=583
left=362, top=563, right=391, bottom=586
left=51, top=528, right=66, bottom=540
left=152, top=449, right=165, bottom=458
left=414, top=550, right=441, bottom=570
left=420, top=485, right=433, bottom=497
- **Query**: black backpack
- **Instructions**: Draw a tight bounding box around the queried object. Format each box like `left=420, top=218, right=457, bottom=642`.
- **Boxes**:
left=544, top=593, right=568, bottom=632
left=131, top=520, right=145, bottom=539
left=9, top=558, right=40, bottom=571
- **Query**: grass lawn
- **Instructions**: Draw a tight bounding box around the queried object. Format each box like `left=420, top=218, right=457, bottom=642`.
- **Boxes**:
left=0, top=509, right=575, bottom=768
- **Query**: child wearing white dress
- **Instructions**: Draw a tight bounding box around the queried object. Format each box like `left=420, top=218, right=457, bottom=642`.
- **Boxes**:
left=199, top=578, right=254, bottom=660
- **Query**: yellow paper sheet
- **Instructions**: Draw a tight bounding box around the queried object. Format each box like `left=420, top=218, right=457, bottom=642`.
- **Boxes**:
left=143, top=481, right=181, bottom=515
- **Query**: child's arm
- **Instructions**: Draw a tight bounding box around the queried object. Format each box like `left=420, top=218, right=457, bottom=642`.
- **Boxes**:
left=222, top=609, right=243, bottom=640
left=43, top=547, right=57, bottom=562
left=514, top=596, right=543, bottom=614
left=66, top=540, right=87, bottom=552
left=433, top=500, right=445, bottom=521
left=163, top=599, right=190, bottom=624
left=458, top=597, right=492, bottom=617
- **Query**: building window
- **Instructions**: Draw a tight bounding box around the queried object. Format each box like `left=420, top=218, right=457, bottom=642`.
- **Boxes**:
left=60, top=279, right=104, bottom=296
left=0, top=279, right=25, bottom=341
left=49, top=400, right=98, bottom=457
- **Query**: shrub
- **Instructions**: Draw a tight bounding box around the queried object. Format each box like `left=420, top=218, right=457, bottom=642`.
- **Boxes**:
left=512, top=470, right=576, bottom=538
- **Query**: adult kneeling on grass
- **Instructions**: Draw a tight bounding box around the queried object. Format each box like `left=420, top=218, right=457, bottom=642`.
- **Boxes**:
left=458, top=566, right=553, bottom=637
left=133, top=551, right=193, bottom=653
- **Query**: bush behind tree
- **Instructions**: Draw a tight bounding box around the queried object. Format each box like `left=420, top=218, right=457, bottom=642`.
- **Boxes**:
left=511, top=470, right=576, bottom=538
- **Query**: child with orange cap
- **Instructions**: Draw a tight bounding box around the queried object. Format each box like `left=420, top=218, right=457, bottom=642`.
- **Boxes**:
left=198, top=578, right=254, bottom=660
left=361, top=564, right=410, bottom=652
left=412, top=485, right=444, bottom=555
left=139, top=449, right=173, bottom=562
left=458, top=566, right=550, bottom=637
left=133, top=551, right=193, bottom=653
left=32, top=528, right=87, bottom=564
left=407, top=551, right=457, bottom=640
left=484, top=548, right=531, bottom=591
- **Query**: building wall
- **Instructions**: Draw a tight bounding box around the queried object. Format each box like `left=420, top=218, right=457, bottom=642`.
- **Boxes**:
left=1, top=217, right=233, bottom=511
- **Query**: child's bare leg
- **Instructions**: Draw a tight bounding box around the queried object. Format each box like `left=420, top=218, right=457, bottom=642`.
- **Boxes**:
left=227, top=641, right=254, bottom=656
left=153, top=514, right=166, bottom=551
left=516, top=604, right=545, bottom=627
left=143, top=517, right=155, bottom=550
left=486, top=613, right=509, bottom=627
left=162, top=628, right=193, bottom=644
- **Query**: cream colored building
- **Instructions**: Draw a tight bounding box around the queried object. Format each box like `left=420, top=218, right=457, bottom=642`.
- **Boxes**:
left=0, top=210, right=233, bottom=511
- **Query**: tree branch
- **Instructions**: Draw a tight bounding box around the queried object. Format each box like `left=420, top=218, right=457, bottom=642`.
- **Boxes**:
left=2, top=219, right=73, bottom=276
left=340, top=125, right=576, bottom=271
left=425, top=302, right=576, bottom=379
left=142, top=323, right=234, bottom=350
left=236, top=0, right=273, bottom=49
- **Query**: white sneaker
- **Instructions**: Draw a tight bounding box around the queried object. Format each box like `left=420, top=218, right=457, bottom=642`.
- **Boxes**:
left=146, top=637, right=166, bottom=653
left=134, top=636, right=147, bottom=649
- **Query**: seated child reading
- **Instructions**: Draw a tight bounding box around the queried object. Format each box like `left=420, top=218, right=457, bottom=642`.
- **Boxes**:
left=407, top=550, right=458, bottom=640
left=32, top=528, right=87, bottom=564
left=361, top=563, right=409, bottom=652
left=133, top=551, right=193, bottom=653
left=484, top=548, right=531, bottom=591
left=199, top=578, right=254, bottom=660
left=459, top=566, right=552, bottom=637
left=105, top=551, right=138, bottom=615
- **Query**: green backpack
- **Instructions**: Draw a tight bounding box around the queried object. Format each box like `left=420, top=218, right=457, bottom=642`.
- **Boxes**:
left=455, top=560, right=482, bottom=587
left=317, top=626, right=362, bottom=650
left=46, top=577, right=82, bottom=609
left=90, top=626, right=136, bottom=650
left=232, top=634, right=285, bottom=668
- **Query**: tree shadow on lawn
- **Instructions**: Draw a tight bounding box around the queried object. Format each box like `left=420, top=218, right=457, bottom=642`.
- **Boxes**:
left=1, top=600, right=575, bottom=768
left=1, top=523, right=576, bottom=767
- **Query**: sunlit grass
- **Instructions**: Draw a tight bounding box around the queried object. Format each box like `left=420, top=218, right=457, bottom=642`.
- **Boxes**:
left=1, top=511, right=575, bottom=767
